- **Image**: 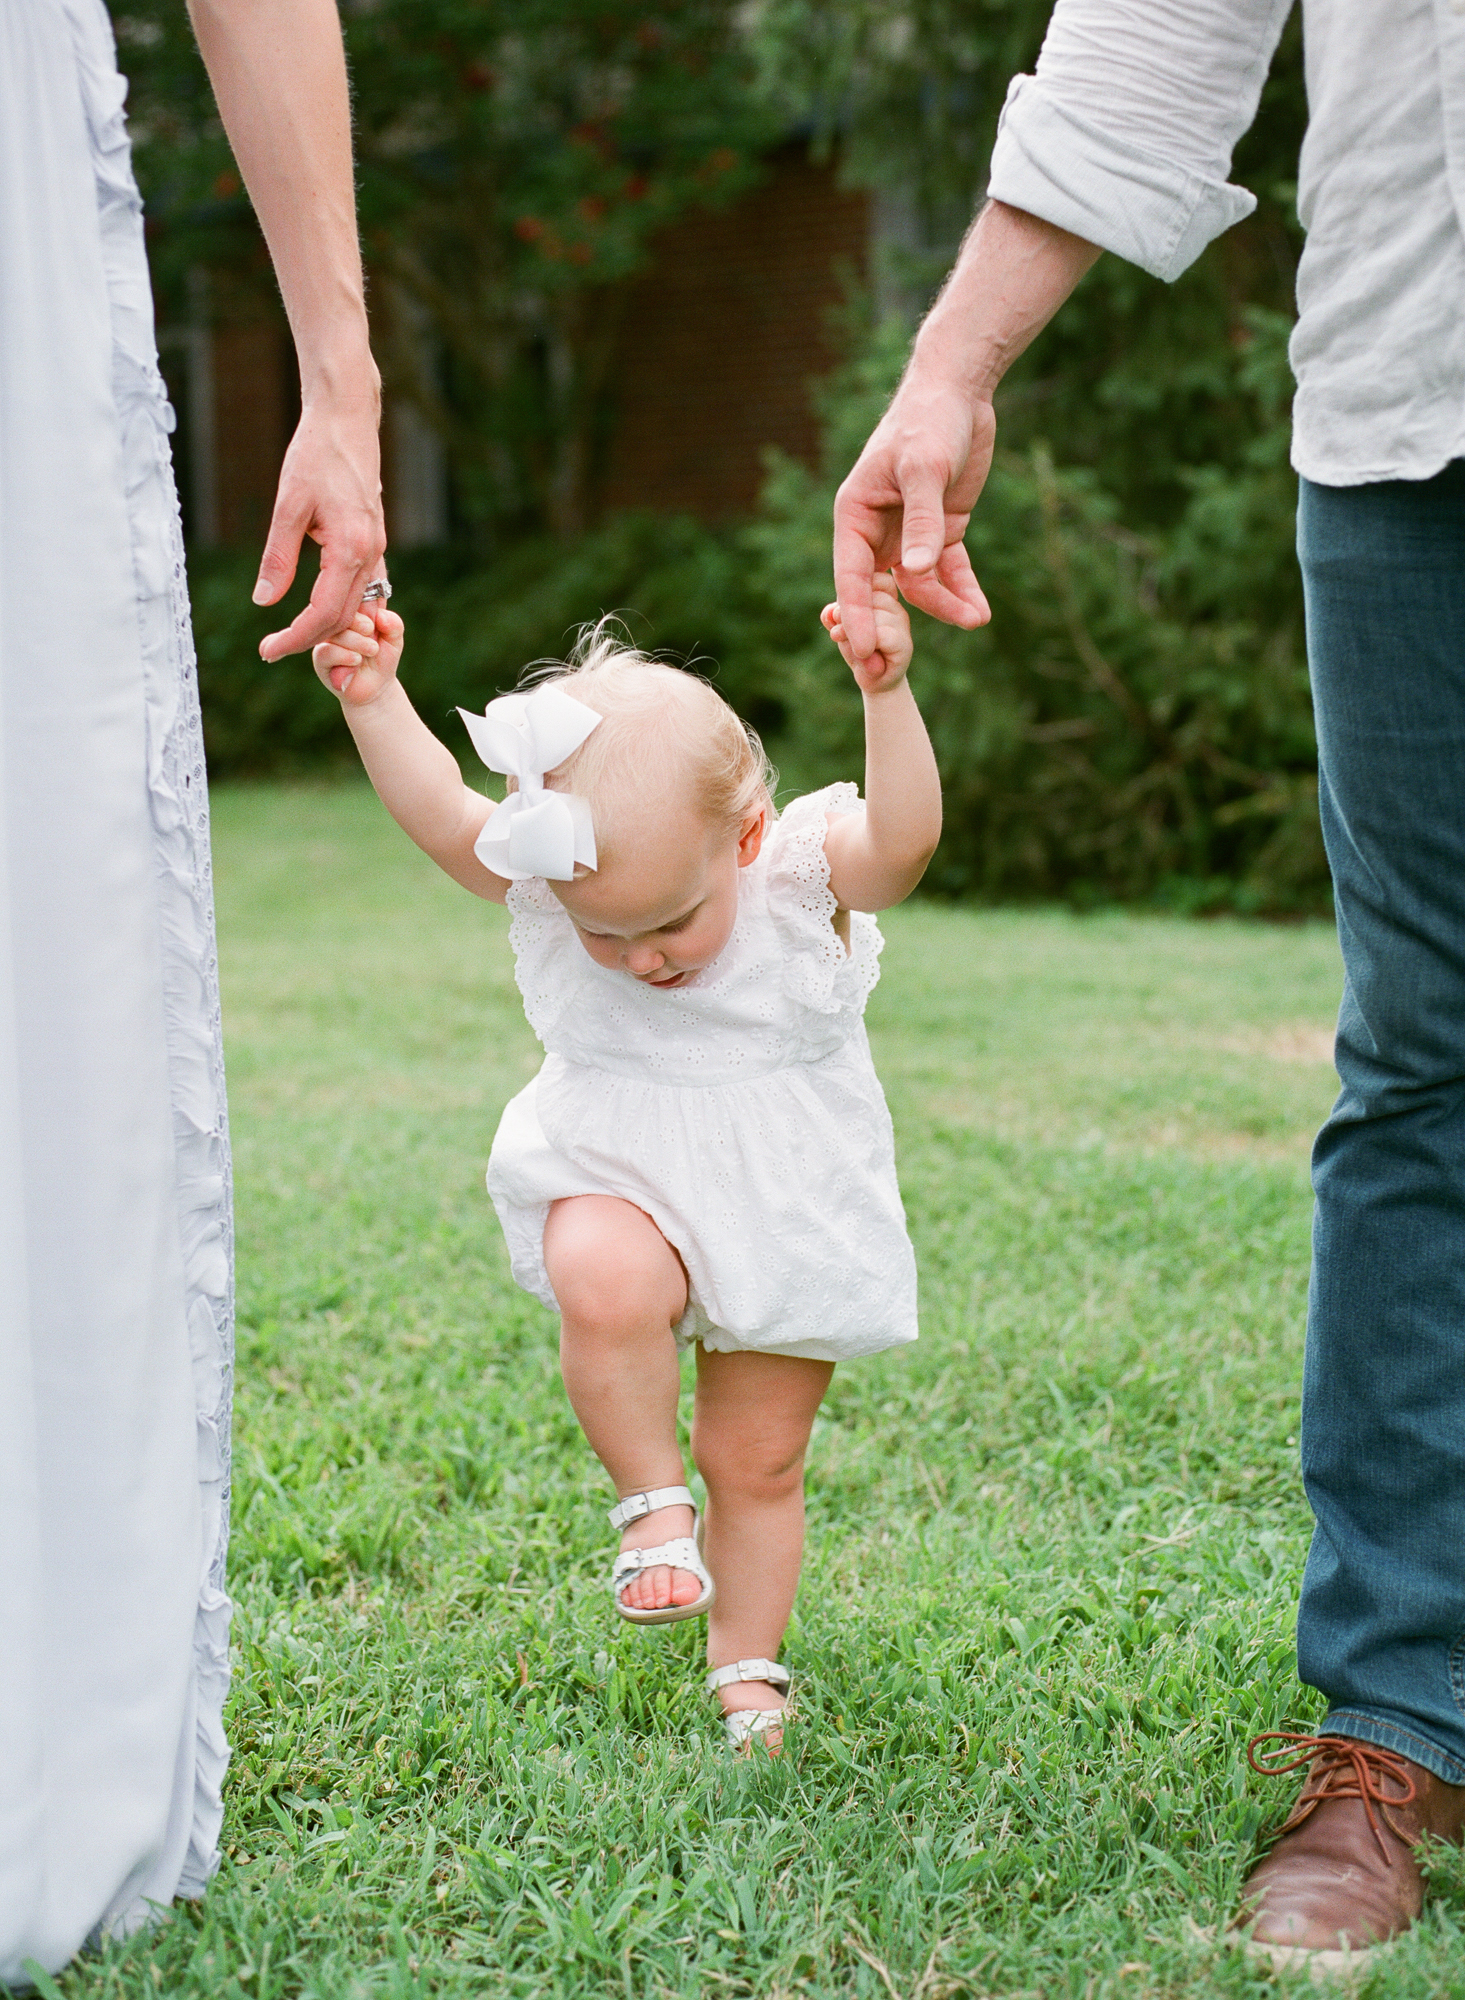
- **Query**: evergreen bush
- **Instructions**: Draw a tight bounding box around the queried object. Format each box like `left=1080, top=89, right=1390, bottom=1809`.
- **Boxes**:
left=163, top=0, right=1324, bottom=911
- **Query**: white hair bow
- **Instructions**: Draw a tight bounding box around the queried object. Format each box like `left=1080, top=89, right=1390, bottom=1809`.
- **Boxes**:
left=458, top=685, right=602, bottom=881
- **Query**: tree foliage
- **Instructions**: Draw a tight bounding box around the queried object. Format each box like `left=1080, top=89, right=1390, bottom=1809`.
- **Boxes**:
left=348, top=0, right=781, bottom=534
left=120, top=0, right=780, bottom=535
left=746, top=0, right=1318, bottom=906
left=119, top=0, right=1323, bottom=908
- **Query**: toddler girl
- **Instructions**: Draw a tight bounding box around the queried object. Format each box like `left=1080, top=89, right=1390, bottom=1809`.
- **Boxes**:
left=313, top=575, right=940, bottom=1753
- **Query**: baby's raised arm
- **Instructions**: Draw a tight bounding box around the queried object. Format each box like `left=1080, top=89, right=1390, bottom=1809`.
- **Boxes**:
left=820, top=573, right=942, bottom=911
left=313, top=609, right=509, bottom=902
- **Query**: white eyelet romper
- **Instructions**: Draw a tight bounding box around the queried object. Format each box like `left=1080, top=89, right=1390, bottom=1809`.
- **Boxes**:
left=486, top=785, right=919, bottom=1362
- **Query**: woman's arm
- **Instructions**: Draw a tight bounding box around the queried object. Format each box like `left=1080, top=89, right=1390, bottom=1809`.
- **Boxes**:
left=313, top=612, right=509, bottom=903
left=820, top=579, right=942, bottom=912
left=186, top=0, right=386, bottom=660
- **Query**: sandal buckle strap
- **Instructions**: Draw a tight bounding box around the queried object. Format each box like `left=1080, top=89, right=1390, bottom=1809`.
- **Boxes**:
left=607, top=1484, right=695, bottom=1531
left=706, top=1657, right=790, bottom=1693
left=610, top=1536, right=704, bottom=1584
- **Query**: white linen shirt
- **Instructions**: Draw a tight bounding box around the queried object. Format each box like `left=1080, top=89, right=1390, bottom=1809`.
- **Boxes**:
left=987, top=0, right=1465, bottom=487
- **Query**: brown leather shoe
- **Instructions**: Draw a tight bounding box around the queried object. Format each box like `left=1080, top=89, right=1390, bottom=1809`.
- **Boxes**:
left=1232, top=1732, right=1465, bottom=1972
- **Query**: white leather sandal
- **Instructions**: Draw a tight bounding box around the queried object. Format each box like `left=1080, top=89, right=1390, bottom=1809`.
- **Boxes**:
left=706, top=1657, right=792, bottom=1752
left=607, top=1484, right=715, bottom=1626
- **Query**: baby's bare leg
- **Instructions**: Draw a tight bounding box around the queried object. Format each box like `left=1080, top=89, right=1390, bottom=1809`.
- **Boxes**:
left=543, top=1194, right=698, bottom=1612
left=692, top=1348, right=834, bottom=1735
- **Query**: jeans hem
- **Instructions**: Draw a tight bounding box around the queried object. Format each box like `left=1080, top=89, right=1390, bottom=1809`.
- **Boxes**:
left=1321, top=1709, right=1465, bottom=1786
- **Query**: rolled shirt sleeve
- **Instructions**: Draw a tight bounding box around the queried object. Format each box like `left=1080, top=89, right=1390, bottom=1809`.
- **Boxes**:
left=988, top=0, right=1295, bottom=281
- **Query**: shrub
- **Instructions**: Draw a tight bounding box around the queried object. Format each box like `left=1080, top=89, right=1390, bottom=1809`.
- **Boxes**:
left=192, top=316, right=1324, bottom=913
left=189, top=518, right=759, bottom=776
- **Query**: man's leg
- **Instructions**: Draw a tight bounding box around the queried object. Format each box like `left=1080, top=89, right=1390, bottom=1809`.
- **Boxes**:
left=1236, top=462, right=1465, bottom=1963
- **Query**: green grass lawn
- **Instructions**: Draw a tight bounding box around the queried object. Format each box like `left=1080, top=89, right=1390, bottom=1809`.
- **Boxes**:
left=40, top=783, right=1465, bottom=1998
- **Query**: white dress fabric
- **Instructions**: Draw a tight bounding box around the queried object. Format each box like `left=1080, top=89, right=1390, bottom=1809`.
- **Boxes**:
left=487, top=786, right=919, bottom=1363
left=0, top=0, right=233, bottom=1978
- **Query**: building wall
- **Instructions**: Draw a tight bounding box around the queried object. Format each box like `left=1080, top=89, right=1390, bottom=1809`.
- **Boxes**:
left=595, top=147, right=869, bottom=521
left=210, top=318, right=296, bottom=548
left=178, top=143, right=868, bottom=546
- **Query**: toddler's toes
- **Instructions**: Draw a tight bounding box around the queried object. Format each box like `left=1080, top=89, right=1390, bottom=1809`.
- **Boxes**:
left=666, top=1565, right=702, bottom=1607
left=617, top=1564, right=704, bottom=1611
left=659, top=1565, right=704, bottom=1609
left=718, top=1681, right=788, bottom=1756
left=617, top=1568, right=661, bottom=1613
left=740, top=1716, right=784, bottom=1758
left=619, top=1570, right=653, bottom=1613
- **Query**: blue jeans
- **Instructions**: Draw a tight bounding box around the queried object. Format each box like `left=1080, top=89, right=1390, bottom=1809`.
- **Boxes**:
left=1299, top=460, right=1465, bottom=1784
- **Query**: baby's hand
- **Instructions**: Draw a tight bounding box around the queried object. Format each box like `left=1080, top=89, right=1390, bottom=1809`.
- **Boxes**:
left=821, top=572, right=913, bottom=693
left=312, top=605, right=404, bottom=707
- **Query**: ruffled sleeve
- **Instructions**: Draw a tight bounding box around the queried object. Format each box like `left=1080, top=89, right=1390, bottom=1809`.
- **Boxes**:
left=506, top=877, right=582, bottom=1044
left=765, top=785, right=883, bottom=1020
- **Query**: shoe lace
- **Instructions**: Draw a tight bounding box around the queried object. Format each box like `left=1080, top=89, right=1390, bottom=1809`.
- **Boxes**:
left=1246, top=1732, right=1420, bottom=1862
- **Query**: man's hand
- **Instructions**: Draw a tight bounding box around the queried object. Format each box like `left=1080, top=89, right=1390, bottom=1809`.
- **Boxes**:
left=832, top=201, right=1102, bottom=667
left=254, top=396, right=385, bottom=661
left=833, top=378, right=994, bottom=666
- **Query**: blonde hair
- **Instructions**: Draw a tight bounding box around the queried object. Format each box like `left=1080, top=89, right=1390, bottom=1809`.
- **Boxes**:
left=522, top=620, right=775, bottom=861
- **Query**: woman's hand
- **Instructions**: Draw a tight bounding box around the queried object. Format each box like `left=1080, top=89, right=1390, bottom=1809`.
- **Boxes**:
left=254, top=395, right=386, bottom=662
left=312, top=606, right=404, bottom=706
left=185, top=0, right=386, bottom=661
left=821, top=573, right=914, bottom=692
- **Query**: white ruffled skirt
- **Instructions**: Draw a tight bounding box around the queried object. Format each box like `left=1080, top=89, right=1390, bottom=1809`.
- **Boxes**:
left=0, top=0, right=232, bottom=1977
left=487, top=1034, right=918, bottom=1363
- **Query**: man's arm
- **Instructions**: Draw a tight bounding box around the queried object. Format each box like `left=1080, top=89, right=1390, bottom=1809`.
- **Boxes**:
left=833, top=201, right=1099, bottom=668
left=833, top=0, right=1294, bottom=666
left=187, top=0, right=385, bottom=660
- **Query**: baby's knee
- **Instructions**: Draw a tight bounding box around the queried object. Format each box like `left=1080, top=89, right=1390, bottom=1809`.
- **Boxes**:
left=544, top=1198, right=684, bottom=1336
left=693, top=1424, right=806, bottom=1504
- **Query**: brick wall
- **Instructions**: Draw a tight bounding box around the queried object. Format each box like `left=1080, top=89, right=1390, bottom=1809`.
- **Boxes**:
left=183, top=142, right=868, bottom=544
left=596, top=146, right=869, bottom=521
left=210, top=318, right=296, bottom=548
